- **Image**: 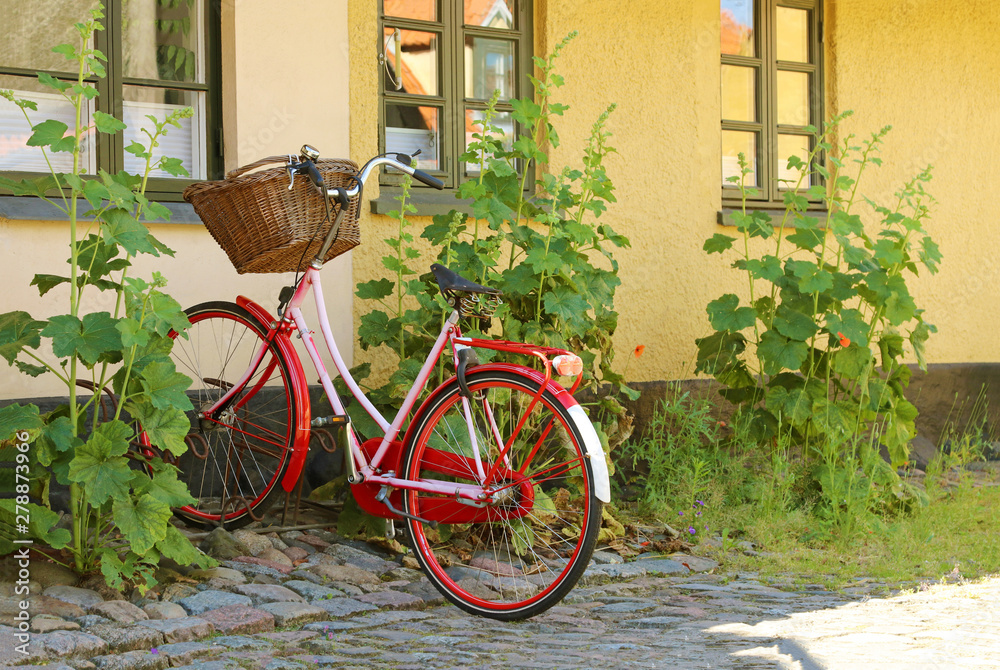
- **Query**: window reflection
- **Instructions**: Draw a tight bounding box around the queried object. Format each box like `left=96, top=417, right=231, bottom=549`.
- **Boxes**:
left=383, top=28, right=439, bottom=96
left=465, top=37, right=514, bottom=100
left=721, top=0, right=754, bottom=57
left=384, top=0, right=436, bottom=21
left=465, top=0, right=514, bottom=29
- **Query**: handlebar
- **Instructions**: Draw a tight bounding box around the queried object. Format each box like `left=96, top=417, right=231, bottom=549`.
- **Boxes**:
left=288, top=148, right=444, bottom=200
left=285, top=146, right=444, bottom=268
left=346, top=154, right=445, bottom=194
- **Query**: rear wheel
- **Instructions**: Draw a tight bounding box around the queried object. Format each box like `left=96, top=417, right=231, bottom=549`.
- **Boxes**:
left=400, top=369, right=602, bottom=620
left=166, top=301, right=297, bottom=529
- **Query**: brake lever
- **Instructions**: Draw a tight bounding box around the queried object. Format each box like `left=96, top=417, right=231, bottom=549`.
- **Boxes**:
left=285, top=154, right=298, bottom=191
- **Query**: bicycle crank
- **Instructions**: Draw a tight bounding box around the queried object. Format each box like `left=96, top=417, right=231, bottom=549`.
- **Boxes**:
left=375, top=486, right=438, bottom=528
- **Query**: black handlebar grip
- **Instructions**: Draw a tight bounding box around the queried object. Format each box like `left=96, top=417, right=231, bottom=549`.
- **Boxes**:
left=304, top=160, right=324, bottom=189
left=412, top=169, right=445, bottom=190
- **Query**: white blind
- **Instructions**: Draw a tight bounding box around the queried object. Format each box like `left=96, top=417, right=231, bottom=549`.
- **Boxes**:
left=122, top=94, right=205, bottom=179
left=0, top=89, right=95, bottom=173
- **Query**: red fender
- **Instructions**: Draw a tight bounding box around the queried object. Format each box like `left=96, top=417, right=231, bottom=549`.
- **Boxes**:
left=236, top=296, right=312, bottom=492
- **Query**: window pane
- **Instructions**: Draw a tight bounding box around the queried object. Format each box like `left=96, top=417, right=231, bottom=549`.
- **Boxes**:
left=465, top=0, right=515, bottom=29
left=721, top=65, right=755, bottom=122
left=777, top=70, right=810, bottom=126
left=384, top=0, right=436, bottom=22
left=0, top=0, right=96, bottom=72
left=776, top=7, right=809, bottom=63
left=722, top=130, right=756, bottom=187
left=0, top=75, right=95, bottom=173
left=383, top=28, right=439, bottom=96
left=385, top=104, right=440, bottom=170
left=122, top=86, right=206, bottom=179
left=123, top=0, right=205, bottom=83
left=465, top=37, right=515, bottom=100
left=464, top=109, right=513, bottom=176
left=721, top=0, right=754, bottom=57
left=777, top=134, right=810, bottom=186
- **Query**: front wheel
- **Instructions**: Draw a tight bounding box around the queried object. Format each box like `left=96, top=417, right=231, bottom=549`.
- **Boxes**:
left=400, top=369, right=602, bottom=620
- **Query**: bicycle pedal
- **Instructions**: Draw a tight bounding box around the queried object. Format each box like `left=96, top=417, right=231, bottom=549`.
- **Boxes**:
left=311, top=414, right=348, bottom=428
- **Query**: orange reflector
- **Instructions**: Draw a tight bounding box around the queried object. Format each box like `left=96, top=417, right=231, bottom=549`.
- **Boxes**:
left=552, top=354, right=583, bottom=376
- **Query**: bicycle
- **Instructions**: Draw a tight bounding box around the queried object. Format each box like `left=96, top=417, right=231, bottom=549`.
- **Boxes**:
left=158, top=146, right=611, bottom=620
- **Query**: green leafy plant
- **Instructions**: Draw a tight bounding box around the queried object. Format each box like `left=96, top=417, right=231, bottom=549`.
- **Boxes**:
left=618, top=384, right=722, bottom=514
left=698, top=111, right=941, bottom=469
left=357, top=32, right=632, bottom=451
left=0, top=5, right=211, bottom=588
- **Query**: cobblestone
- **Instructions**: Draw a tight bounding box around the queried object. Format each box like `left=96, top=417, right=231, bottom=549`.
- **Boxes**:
left=6, top=531, right=1000, bottom=669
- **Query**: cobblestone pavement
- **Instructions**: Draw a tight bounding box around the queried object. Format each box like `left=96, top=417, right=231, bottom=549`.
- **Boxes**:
left=2, top=526, right=998, bottom=670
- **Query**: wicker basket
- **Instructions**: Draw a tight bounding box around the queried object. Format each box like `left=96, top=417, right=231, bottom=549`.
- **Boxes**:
left=183, top=156, right=361, bottom=274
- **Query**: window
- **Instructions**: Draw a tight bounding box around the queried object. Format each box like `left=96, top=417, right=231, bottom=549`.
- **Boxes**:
left=378, top=0, right=531, bottom=192
left=0, top=0, right=222, bottom=199
left=721, top=0, right=823, bottom=206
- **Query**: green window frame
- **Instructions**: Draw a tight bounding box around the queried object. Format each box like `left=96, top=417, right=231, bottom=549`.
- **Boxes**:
left=721, top=0, right=824, bottom=208
left=377, top=0, right=532, bottom=200
left=0, top=0, right=223, bottom=202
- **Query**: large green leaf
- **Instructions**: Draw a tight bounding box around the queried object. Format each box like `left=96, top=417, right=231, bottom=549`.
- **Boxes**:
left=136, top=466, right=196, bottom=508
left=101, top=208, right=157, bottom=256
left=29, top=274, right=71, bottom=297
left=787, top=260, right=833, bottom=294
left=757, top=331, right=809, bottom=376
left=26, top=119, right=68, bottom=149
left=703, top=233, right=735, bottom=254
left=707, top=294, right=756, bottom=332
left=0, top=403, right=43, bottom=441
left=142, top=290, right=190, bottom=336
left=35, top=416, right=77, bottom=466
left=139, top=361, right=194, bottom=411
left=76, top=234, right=129, bottom=280
left=357, top=310, right=392, bottom=349
left=765, top=385, right=814, bottom=427
left=93, top=111, right=127, bottom=134
left=113, top=493, right=172, bottom=555
left=884, top=289, right=917, bottom=326
left=694, top=330, right=747, bottom=377
left=543, top=288, right=591, bottom=329
left=525, top=247, right=564, bottom=275
left=825, top=309, right=869, bottom=347
left=0, top=500, right=71, bottom=555
left=500, top=264, right=539, bottom=296
left=128, top=401, right=190, bottom=457
left=68, top=425, right=133, bottom=504
left=0, top=311, right=46, bottom=364
left=42, top=312, right=122, bottom=366
left=746, top=255, right=783, bottom=283
left=811, top=398, right=858, bottom=438
left=772, top=305, right=818, bottom=341
left=355, top=278, right=394, bottom=301
left=156, top=524, right=211, bottom=567
left=832, top=345, right=874, bottom=379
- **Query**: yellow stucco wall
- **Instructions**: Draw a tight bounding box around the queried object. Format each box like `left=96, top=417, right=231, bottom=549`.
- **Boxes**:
left=6, top=0, right=996, bottom=401
left=826, top=0, right=1000, bottom=366
left=0, top=0, right=354, bottom=400
left=348, top=0, right=1000, bottom=385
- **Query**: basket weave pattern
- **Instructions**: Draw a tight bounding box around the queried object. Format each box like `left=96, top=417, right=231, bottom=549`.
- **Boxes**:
left=183, top=156, right=361, bottom=274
